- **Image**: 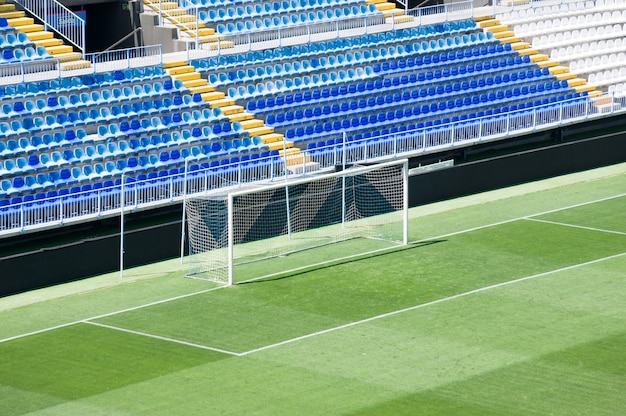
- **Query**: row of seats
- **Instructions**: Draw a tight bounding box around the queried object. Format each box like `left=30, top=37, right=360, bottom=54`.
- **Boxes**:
left=550, top=37, right=625, bottom=60
left=531, top=24, right=626, bottom=49
left=499, top=1, right=593, bottom=24
left=514, top=11, right=625, bottom=37
left=569, top=52, right=625, bottom=73
left=204, top=0, right=370, bottom=24
left=279, top=81, right=574, bottom=140
left=192, top=20, right=478, bottom=71
left=213, top=4, right=380, bottom=34
left=0, top=145, right=281, bottom=198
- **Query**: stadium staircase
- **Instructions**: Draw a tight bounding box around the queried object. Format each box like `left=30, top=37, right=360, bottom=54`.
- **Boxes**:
left=163, top=60, right=307, bottom=166
left=475, top=15, right=619, bottom=112
left=0, top=0, right=89, bottom=70
left=142, top=0, right=233, bottom=49
left=367, top=0, right=412, bottom=23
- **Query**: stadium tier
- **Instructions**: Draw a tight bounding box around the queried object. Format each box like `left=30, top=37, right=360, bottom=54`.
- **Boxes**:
left=0, top=0, right=625, bottom=235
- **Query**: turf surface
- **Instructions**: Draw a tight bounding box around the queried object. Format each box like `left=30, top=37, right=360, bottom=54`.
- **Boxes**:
left=0, top=164, right=624, bottom=415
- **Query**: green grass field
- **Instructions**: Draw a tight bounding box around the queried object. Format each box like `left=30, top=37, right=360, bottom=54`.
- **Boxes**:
left=1, top=164, right=625, bottom=415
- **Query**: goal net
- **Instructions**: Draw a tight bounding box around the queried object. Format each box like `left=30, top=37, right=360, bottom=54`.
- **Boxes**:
left=185, top=159, right=408, bottom=285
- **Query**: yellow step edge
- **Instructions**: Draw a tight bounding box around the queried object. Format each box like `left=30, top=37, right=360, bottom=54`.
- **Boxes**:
left=183, top=79, right=209, bottom=88
left=509, top=42, right=530, bottom=50
left=375, top=3, right=396, bottom=11
left=246, top=126, right=274, bottom=136
left=53, top=52, right=83, bottom=62
left=568, top=78, right=588, bottom=87
left=7, top=17, right=34, bottom=26
left=46, top=45, right=74, bottom=55
left=555, top=72, right=577, bottom=81
left=260, top=133, right=285, bottom=143
left=549, top=66, right=570, bottom=75
left=488, top=25, right=510, bottom=33
left=0, top=11, right=25, bottom=19
left=479, top=19, right=500, bottom=28
left=162, top=60, right=187, bottom=69
left=208, top=98, right=236, bottom=108
left=166, top=65, right=195, bottom=75
left=492, top=31, right=515, bottom=39
left=172, top=72, right=200, bottom=82
left=219, top=105, right=243, bottom=115
left=201, top=91, right=225, bottom=101
left=529, top=54, right=549, bottom=63
left=227, top=112, right=254, bottom=122
left=27, top=31, right=54, bottom=41
left=239, top=119, right=264, bottom=129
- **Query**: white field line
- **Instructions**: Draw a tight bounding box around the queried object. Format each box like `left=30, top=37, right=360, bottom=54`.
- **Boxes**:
left=524, top=218, right=626, bottom=236
left=0, top=286, right=224, bottom=345
left=411, top=192, right=626, bottom=244
left=83, top=320, right=241, bottom=356
left=0, top=192, right=624, bottom=347
left=238, top=251, right=626, bottom=356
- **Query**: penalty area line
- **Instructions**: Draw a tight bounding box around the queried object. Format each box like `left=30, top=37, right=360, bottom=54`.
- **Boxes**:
left=238, top=251, right=626, bottom=356
left=83, top=320, right=241, bottom=356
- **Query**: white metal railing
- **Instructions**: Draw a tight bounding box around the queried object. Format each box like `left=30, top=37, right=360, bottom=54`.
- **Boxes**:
left=0, top=59, right=61, bottom=85
left=2, top=93, right=625, bottom=238
left=406, top=0, right=474, bottom=25
left=14, top=0, right=85, bottom=55
left=185, top=13, right=387, bottom=58
left=85, top=45, right=164, bottom=73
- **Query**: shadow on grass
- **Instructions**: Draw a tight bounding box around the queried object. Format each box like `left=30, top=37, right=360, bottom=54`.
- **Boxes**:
left=239, top=239, right=446, bottom=285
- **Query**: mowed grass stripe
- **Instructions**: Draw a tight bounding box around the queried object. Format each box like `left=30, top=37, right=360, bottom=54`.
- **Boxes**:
left=91, top=218, right=626, bottom=353
left=0, top=323, right=227, bottom=415
left=249, top=256, right=626, bottom=416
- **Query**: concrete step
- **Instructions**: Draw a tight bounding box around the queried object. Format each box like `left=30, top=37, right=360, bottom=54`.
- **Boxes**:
left=391, top=15, right=414, bottom=24
left=528, top=54, right=549, bottom=63
left=8, top=17, right=34, bottom=27
left=509, top=42, right=530, bottom=50
left=488, top=24, right=510, bottom=33
left=0, top=11, right=24, bottom=19
left=15, top=23, right=45, bottom=33
left=479, top=19, right=500, bottom=28
left=172, top=71, right=200, bottom=82
left=166, top=65, right=195, bottom=75
left=208, top=98, right=236, bottom=108
left=375, top=3, right=397, bottom=11
left=219, top=104, right=243, bottom=115
left=586, top=89, right=603, bottom=98
left=60, top=60, right=91, bottom=71
left=537, top=60, right=558, bottom=68
left=201, top=91, right=225, bottom=101
left=186, top=28, right=216, bottom=37
left=246, top=126, right=274, bottom=136
left=474, top=15, right=494, bottom=22
left=239, top=119, right=264, bottom=129
left=227, top=112, right=254, bottom=122
left=54, top=52, right=83, bottom=62
left=366, top=0, right=387, bottom=4
left=150, top=1, right=179, bottom=10
left=27, top=31, right=54, bottom=41
left=568, top=78, right=588, bottom=88
left=260, top=133, right=285, bottom=143
left=46, top=45, right=74, bottom=55
left=34, top=38, right=64, bottom=48
left=516, top=48, right=538, bottom=56
left=383, top=8, right=404, bottom=18
left=549, top=66, right=570, bottom=75
left=183, top=78, right=208, bottom=88
left=492, top=30, right=516, bottom=39
left=0, top=3, right=15, bottom=12
left=162, top=60, right=187, bottom=69
left=555, top=72, right=577, bottom=81
left=189, top=84, right=216, bottom=94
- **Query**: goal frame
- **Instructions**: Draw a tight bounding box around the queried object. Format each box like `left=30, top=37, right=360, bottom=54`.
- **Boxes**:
left=188, top=159, right=409, bottom=286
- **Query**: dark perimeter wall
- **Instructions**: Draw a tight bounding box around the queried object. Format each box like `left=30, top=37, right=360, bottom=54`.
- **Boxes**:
left=1, top=116, right=626, bottom=296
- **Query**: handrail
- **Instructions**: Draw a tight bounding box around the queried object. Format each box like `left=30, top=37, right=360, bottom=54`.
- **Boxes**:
left=13, top=0, right=85, bottom=56
left=101, top=28, right=145, bottom=54
left=1, top=92, right=624, bottom=238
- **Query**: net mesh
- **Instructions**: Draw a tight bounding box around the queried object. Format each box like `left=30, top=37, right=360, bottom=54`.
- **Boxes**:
left=186, top=162, right=406, bottom=283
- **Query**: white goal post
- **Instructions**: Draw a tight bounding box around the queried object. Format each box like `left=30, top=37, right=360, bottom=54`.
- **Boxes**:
left=185, top=159, right=409, bottom=285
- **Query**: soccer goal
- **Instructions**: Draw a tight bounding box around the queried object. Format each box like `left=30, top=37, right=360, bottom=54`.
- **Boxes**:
left=185, top=159, right=408, bottom=285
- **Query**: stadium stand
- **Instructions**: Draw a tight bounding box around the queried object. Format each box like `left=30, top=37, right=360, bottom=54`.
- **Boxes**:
left=0, top=0, right=625, bottom=237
